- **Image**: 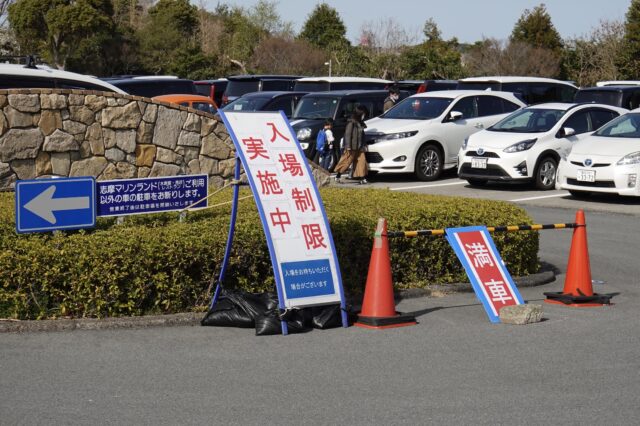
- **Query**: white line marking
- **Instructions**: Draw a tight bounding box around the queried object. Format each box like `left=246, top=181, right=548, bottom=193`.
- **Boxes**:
left=391, top=181, right=467, bottom=191
left=510, top=193, right=567, bottom=202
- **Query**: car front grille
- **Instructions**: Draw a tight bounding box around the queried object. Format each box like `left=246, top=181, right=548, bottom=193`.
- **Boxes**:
left=566, top=178, right=615, bottom=188
left=570, top=161, right=610, bottom=167
left=465, top=151, right=500, bottom=158
left=459, top=164, right=509, bottom=177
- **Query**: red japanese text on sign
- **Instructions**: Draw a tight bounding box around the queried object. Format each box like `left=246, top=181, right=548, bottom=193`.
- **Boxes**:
left=292, top=187, right=316, bottom=213
left=242, top=137, right=269, bottom=160
left=269, top=207, right=291, bottom=233
left=457, top=231, right=519, bottom=313
left=302, top=223, right=327, bottom=250
left=256, top=170, right=283, bottom=195
left=267, top=122, right=290, bottom=143
left=279, top=153, right=304, bottom=176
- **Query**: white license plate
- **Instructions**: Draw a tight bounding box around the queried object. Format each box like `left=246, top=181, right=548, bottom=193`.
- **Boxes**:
left=471, top=157, right=488, bottom=169
left=577, top=169, right=595, bottom=182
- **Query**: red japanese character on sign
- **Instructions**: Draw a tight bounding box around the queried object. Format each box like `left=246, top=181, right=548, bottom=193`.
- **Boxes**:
left=242, top=137, right=269, bottom=160
left=486, top=279, right=513, bottom=304
left=278, top=153, right=304, bottom=176
left=256, top=170, right=283, bottom=195
left=291, top=187, right=316, bottom=212
left=302, top=224, right=327, bottom=250
left=267, top=122, right=290, bottom=143
left=465, top=242, right=494, bottom=268
left=270, top=207, right=291, bottom=232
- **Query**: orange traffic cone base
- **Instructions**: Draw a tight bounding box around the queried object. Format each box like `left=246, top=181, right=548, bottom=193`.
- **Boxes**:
left=354, top=312, right=417, bottom=329
left=544, top=291, right=612, bottom=308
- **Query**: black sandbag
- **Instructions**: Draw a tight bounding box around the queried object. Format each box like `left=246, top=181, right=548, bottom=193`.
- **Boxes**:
left=255, top=309, right=312, bottom=336
left=311, top=304, right=344, bottom=329
left=201, top=290, right=269, bottom=328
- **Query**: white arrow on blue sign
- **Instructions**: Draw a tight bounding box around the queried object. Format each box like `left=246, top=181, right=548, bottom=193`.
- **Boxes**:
left=15, top=177, right=96, bottom=233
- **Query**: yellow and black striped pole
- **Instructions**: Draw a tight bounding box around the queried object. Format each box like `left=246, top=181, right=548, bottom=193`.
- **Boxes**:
left=386, top=223, right=581, bottom=239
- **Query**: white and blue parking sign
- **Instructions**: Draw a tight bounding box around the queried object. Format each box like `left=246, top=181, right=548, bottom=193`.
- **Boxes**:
left=15, top=177, right=96, bottom=233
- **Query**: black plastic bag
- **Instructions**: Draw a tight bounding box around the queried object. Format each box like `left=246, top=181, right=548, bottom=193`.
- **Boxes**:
left=311, top=304, right=344, bottom=329
left=255, top=309, right=312, bottom=336
left=201, top=290, right=269, bottom=328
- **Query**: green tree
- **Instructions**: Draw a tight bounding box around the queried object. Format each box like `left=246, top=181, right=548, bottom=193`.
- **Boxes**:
left=8, top=0, right=114, bottom=69
left=401, top=19, right=463, bottom=79
left=299, top=3, right=349, bottom=50
left=510, top=3, right=563, bottom=52
left=620, top=0, right=640, bottom=78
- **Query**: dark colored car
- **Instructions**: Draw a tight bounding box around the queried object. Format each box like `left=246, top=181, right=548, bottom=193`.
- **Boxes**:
left=221, top=91, right=308, bottom=118
left=293, top=77, right=391, bottom=92
left=194, top=79, right=228, bottom=107
left=103, top=77, right=197, bottom=98
left=291, top=90, right=405, bottom=169
left=221, top=75, right=302, bottom=106
left=415, top=79, right=458, bottom=93
left=574, top=86, right=640, bottom=110
left=456, top=76, right=577, bottom=105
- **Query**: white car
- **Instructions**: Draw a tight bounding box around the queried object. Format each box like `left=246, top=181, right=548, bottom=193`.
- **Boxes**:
left=458, top=103, right=626, bottom=190
left=0, top=62, right=126, bottom=93
left=557, top=110, right=640, bottom=197
left=364, top=90, right=526, bottom=181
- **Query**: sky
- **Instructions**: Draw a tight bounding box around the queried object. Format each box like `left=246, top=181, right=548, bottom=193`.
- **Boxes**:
left=202, top=0, right=632, bottom=44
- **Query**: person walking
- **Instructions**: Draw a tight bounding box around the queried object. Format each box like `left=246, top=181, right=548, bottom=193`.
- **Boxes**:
left=334, top=106, right=369, bottom=184
left=383, top=85, right=400, bottom=112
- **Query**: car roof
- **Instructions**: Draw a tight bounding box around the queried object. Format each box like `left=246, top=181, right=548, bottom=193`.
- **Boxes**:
left=578, top=85, right=640, bottom=92
left=227, top=75, right=302, bottom=81
left=596, top=80, right=640, bottom=87
left=194, top=79, right=228, bottom=84
left=524, top=102, right=627, bottom=113
left=459, top=76, right=577, bottom=87
left=239, top=91, right=309, bottom=99
left=105, top=77, right=192, bottom=84
left=300, top=89, right=391, bottom=97
left=0, top=63, right=126, bottom=94
left=296, top=76, right=392, bottom=84
left=152, top=94, right=215, bottom=103
left=411, top=89, right=521, bottom=99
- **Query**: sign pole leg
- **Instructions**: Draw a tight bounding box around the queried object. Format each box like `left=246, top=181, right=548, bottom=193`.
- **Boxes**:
left=209, top=157, right=241, bottom=310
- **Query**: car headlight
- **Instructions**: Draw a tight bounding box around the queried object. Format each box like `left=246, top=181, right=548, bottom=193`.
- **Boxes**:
left=376, top=131, right=418, bottom=141
left=296, top=127, right=312, bottom=141
left=616, top=151, right=640, bottom=165
left=503, top=138, right=537, bottom=153
left=462, top=137, right=469, bottom=150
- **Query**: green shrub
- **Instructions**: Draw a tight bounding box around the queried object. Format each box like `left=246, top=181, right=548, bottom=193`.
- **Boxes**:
left=0, top=187, right=538, bottom=319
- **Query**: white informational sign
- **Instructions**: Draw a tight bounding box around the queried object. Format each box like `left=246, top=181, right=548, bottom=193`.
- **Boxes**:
left=219, top=111, right=345, bottom=309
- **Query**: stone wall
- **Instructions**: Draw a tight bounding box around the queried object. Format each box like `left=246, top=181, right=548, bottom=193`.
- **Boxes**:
left=0, top=89, right=236, bottom=189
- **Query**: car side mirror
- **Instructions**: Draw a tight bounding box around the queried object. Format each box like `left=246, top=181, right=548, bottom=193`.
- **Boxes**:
left=448, top=111, right=463, bottom=122
left=558, top=127, right=575, bottom=138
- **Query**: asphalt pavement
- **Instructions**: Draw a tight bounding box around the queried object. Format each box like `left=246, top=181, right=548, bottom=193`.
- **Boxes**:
left=1, top=204, right=639, bottom=425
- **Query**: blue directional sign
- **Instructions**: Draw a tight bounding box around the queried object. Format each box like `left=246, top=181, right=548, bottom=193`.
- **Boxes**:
left=96, top=174, right=208, bottom=217
left=16, top=177, right=96, bottom=233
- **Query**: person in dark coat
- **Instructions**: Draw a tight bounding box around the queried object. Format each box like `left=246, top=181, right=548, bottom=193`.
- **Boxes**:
left=334, top=106, right=368, bottom=184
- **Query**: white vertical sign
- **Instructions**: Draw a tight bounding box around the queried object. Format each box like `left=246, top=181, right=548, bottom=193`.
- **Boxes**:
left=219, top=111, right=345, bottom=309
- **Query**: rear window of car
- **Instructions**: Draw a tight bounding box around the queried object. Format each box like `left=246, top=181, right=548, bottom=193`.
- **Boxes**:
left=294, top=81, right=330, bottom=91
left=225, top=81, right=260, bottom=96
left=575, top=90, right=623, bottom=107
left=261, top=80, right=295, bottom=91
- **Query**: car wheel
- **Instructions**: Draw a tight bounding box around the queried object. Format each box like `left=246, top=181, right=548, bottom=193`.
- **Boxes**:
left=414, top=144, right=443, bottom=181
left=569, top=190, right=591, bottom=198
left=534, top=156, right=558, bottom=190
left=466, top=178, right=488, bottom=187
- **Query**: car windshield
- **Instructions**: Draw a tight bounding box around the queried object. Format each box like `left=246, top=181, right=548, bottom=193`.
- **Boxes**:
left=380, top=97, right=452, bottom=120
left=594, top=113, right=640, bottom=138
left=222, top=96, right=270, bottom=112
left=489, top=108, right=565, bottom=133
left=191, top=102, right=216, bottom=114
left=225, top=81, right=260, bottom=96
left=292, top=96, right=339, bottom=119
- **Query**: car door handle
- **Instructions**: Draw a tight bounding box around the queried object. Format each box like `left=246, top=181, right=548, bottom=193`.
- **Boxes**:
left=474, top=123, right=484, bottom=129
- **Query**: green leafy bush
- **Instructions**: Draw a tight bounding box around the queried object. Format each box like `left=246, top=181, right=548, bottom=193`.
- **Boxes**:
left=0, top=188, right=538, bottom=319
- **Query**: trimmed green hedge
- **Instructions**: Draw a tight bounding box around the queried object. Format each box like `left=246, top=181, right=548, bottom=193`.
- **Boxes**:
left=0, top=188, right=538, bottom=319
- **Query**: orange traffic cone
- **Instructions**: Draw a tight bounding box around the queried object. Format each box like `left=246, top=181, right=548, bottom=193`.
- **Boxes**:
left=355, top=218, right=417, bottom=329
left=544, top=210, right=612, bottom=307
